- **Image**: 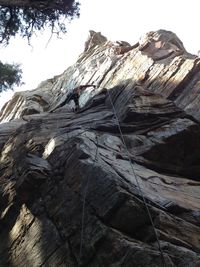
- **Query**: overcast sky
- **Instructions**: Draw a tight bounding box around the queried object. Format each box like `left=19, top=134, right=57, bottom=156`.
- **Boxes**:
left=0, top=0, right=200, bottom=107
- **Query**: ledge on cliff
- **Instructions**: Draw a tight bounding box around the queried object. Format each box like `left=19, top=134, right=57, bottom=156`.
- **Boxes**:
left=0, top=30, right=200, bottom=266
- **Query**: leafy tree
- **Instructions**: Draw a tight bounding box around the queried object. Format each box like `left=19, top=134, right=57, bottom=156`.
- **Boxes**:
left=0, top=61, right=23, bottom=92
left=0, top=0, right=80, bottom=45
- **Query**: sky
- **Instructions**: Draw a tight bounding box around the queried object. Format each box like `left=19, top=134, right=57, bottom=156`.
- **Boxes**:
left=0, top=0, right=200, bottom=107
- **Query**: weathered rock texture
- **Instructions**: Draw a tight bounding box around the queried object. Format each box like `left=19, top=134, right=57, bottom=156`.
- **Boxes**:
left=0, top=30, right=200, bottom=267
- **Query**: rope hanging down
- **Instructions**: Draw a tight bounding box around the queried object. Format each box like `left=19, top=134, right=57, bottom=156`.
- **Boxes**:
left=107, top=89, right=166, bottom=265
left=79, top=135, right=99, bottom=264
left=77, top=87, right=166, bottom=266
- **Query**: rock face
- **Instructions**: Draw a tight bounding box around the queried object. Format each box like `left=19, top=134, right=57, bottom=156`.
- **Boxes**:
left=0, top=30, right=200, bottom=266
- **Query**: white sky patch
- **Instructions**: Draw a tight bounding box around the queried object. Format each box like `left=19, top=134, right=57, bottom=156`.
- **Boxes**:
left=0, top=0, right=200, bottom=108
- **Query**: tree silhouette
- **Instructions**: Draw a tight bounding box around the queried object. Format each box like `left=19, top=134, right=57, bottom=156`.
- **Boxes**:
left=0, top=61, right=23, bottom=92
left=0, top=0, right=80, bottom=45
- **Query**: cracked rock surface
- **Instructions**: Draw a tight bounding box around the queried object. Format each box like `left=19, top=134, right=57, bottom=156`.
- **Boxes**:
left=0, top=30, right=200, bottom=266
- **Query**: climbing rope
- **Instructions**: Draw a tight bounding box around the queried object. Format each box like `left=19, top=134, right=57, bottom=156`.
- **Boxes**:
left=106, top=89, right=166, bottom=265
left=76, top=87, right=165, bottom=265
left=78, top=134, right=99, bottom=264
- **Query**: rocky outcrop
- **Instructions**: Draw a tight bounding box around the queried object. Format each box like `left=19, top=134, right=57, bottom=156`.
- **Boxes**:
left=0, top=30, right=200, bottom=266
left=1, top=30, right=200, bottom=122
left=84, top=30, right=107, bottom=52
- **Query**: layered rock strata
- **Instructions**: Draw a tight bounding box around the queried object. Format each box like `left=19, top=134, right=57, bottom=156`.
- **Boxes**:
left=0, top=30, right=200, bottom=266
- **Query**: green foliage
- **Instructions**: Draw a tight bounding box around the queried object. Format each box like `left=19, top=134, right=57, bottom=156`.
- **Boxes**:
left=0, top=61, right=23, bottom=92
left=0, top=0, right=80, bottom=45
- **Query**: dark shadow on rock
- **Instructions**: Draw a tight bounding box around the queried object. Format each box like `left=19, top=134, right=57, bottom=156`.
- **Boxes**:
left=86, top=80, right=200, bottom=181
left=0, top=76, right=200, bottom=266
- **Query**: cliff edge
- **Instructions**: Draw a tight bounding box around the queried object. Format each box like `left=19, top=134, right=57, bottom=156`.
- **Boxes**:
left=0, top=30, right=200, bottom=267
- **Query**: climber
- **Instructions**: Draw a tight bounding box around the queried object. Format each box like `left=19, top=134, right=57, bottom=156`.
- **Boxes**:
left=50, top=84, right=96, bottom=112
left=69, top=84, right=96, bottom=111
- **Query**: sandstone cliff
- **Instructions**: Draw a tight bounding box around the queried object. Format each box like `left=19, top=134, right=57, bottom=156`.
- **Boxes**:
left=0, top=30, right=200, bottom=267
